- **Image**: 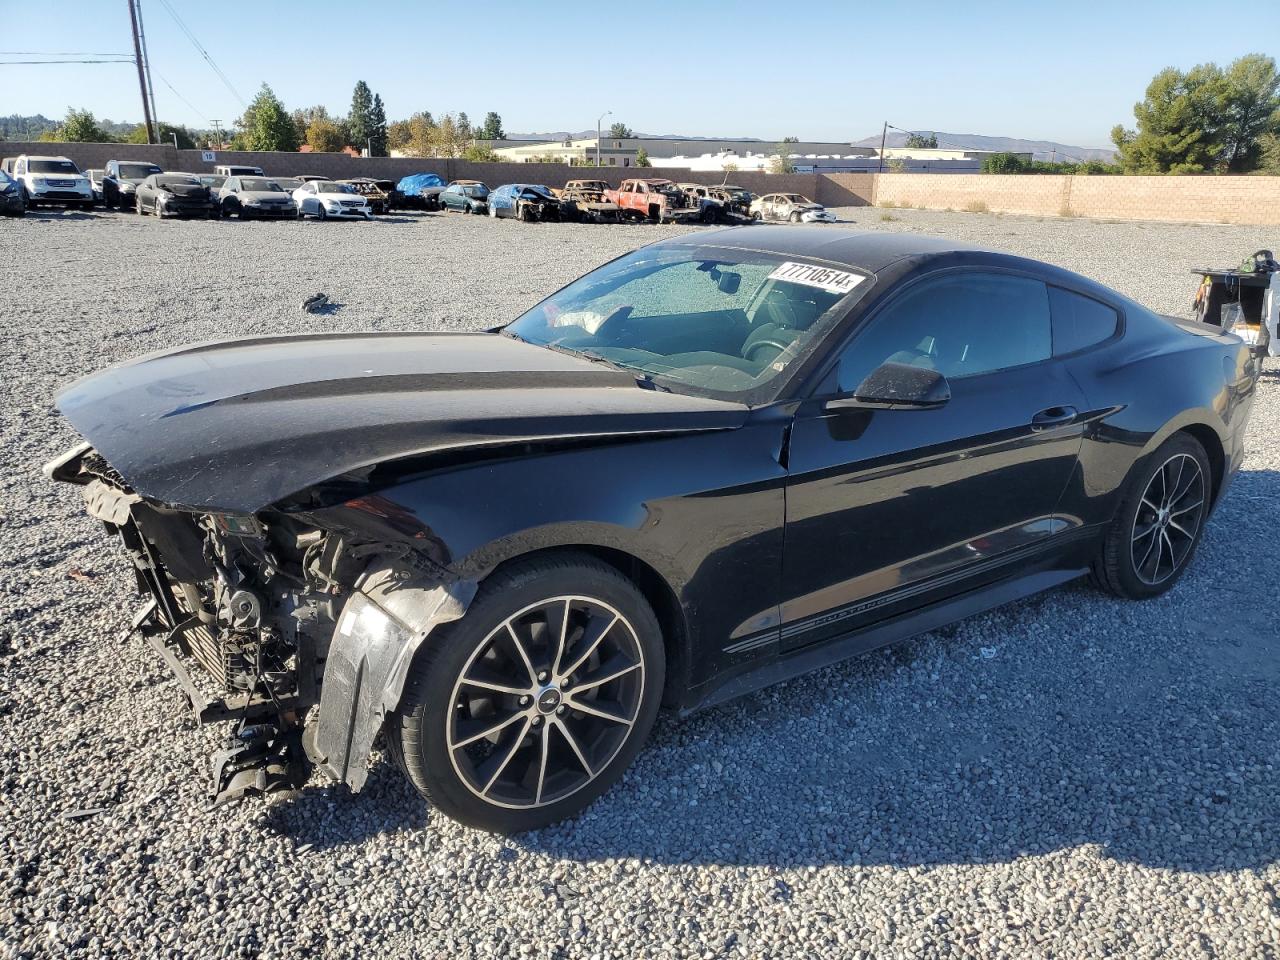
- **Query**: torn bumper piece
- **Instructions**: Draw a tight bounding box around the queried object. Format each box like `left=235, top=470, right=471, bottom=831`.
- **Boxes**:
left=309, top=567, right=477, bottom=791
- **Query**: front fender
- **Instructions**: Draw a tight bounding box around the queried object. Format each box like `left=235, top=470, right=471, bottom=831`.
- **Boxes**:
left=310, top=564, right=477, bottom=790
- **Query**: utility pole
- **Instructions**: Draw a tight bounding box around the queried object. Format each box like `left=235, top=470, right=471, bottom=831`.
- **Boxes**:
left=137, top=0, right=159, bottom=143
left=127, top=0, right=155, bottom=143
left=877, top=121, right=888, bottom=174
left=596, top=110, right=611, bottom=167
left=210, top=120, right=223, bottom=147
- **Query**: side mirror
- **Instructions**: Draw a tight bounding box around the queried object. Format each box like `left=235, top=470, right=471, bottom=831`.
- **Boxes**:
left=826, top=361, right=950, bottom=412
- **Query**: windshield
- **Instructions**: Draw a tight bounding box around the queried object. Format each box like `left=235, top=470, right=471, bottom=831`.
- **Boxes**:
left=30, top=160, right=80, bottom=174
left=225, top=167, right=262, bottom=175
left=463, top=184, right=488, bottom=196
left=274, top=178, right=303, bottom=191
left=317, top=182, right=356, bottom=195
left=120, top=163, right=162, bottom=179
left=156, top=175, right=199, bottom=186
left=200, top=175, right=226, bottom=188
left=240, top=178, right=284, bottom=192
left=504, top=247, right=871, bottom=402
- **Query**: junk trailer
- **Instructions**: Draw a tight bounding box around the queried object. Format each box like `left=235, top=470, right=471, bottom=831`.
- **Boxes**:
left=1191, top=249, right=1278, bottom=357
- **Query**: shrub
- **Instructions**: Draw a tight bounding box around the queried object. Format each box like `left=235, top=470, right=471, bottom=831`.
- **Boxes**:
left=964, top=200, right=990, bottom=213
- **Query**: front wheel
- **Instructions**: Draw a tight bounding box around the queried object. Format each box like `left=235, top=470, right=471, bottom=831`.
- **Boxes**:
left=1092, top=433, right=1211, bottom=600
left=389, top=553, right=664, bottom=834
left=316, top=206, right=327, bottom=221
left=136, top=196, right=145, bottom=216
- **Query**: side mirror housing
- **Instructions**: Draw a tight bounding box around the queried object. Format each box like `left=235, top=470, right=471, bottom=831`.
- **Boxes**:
left=826, top=361, right=951, bottom=412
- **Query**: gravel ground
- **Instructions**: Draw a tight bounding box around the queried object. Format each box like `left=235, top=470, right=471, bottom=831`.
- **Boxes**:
left=1, top=206, right=1278, bottom=960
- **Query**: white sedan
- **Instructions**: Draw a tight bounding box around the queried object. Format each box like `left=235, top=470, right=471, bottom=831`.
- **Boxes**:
left=292, top=180, right=372, bottom=220
left=749, top=193, right=838, bottom=223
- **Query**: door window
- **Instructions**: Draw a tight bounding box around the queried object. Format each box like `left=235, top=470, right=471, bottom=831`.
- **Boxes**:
left=836, top=272, right=1052, bottom=392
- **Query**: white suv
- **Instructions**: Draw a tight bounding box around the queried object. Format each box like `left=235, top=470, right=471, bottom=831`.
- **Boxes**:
left=12, top=155, right=94, bottom=209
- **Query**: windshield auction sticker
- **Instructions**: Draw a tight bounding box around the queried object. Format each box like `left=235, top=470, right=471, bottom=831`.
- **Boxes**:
left=769, top=262, right=866, bottom=294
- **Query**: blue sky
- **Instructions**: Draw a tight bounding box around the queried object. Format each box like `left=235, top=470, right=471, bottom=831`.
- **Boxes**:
left=1, top=0, right=1267, bottom=147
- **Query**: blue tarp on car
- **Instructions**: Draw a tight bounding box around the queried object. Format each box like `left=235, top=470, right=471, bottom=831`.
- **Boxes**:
left=396, top=173, right=444, bottom=195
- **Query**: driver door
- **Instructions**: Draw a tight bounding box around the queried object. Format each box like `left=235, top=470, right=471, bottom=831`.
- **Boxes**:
left=780, top=269, right=1087, bottom=651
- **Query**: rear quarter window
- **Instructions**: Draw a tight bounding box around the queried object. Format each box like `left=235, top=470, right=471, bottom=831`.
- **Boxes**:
left=1049, top=286, right=1120, bottom=355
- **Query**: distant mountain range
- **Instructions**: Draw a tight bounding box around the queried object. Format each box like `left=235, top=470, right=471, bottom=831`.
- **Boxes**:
left=508, top=129, right=1115, bottom=163
left=851, top=130, right=1115, bottom=163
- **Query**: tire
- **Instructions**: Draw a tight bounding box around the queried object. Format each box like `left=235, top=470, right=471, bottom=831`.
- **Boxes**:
left=1092, top=432, right=1211, bottom=600
left=316, top=206, right=327, bottom=221
left=789, top=211, right=802, bottom=223
left=136, top=195, right=145, bottom=216
left=389, top=553, right=665, bottom=833
left=489, top=203, right=497, bottom=218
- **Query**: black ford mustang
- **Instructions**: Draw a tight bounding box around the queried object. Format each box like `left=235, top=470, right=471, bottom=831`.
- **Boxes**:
left=47, top=228, right=1259, bottom=833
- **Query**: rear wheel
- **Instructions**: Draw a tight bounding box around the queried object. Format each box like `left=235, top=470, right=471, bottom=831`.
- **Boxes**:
left=1093, top=433, right=1211, bottom=599
left=389, top=553, right=664, bottom=833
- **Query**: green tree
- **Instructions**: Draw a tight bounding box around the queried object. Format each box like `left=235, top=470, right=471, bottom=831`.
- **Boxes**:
left=463, top=143, right=498, bottom=162
left=1112, top=62, right=1229, bottom=173
left=457, top=112, right=472, bottom=140
left=291, top=105, right=332, bottom=146
left=634, top=147, right=651, bottom=167
left=126, top=121, right=195, bottom=148
left=348, top=80, right=374, bottom=150
left=368, top=94, right=388, bottom=156
left=981, top=152, right=1030, bottom=174
left=609, top=121, right=633, bottom=138
left=429, top=113, right=469, bottom=157
left=241, top=83, right=297, bottom=152
left=768, top=138, right=797, bottom=174
left=1260, top=132, right=1280, bottom=174
left=480, top=111, right=505, bottom=140
left=904, top=132, right=938, bottom=149
left=48, top=108, right=114, bottom=142
left=306, top=118, right=346, bottom=153
left=1218, top=54, right=1280, bottom=171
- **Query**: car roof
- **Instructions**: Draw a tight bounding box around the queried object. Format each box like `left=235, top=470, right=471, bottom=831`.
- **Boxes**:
left=655, top=227, right=988, bottom=272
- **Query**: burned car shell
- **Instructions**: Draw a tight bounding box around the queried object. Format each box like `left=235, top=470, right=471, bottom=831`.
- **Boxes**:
left=48, top=229, right=1257, bottom=805
left=557, top=179, right=621, bottom=222
left=488, top=183, right=563, bottom=221
left=678, top=182, right=754, bottom=223
left=341, top=178, right=401, bottom=215
left=751, top=192, right=837, bottom=223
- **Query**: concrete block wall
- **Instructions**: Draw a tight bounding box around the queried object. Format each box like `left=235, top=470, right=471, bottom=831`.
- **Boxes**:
left=5, top=141, right=1280, bottom=224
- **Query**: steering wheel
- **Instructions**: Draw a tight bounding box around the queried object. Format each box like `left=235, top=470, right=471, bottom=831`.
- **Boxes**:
left=743, top=338, right=792, bottom=363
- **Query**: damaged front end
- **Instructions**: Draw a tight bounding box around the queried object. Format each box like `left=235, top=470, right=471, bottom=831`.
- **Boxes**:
left=44, top=444, right=475, bottom=805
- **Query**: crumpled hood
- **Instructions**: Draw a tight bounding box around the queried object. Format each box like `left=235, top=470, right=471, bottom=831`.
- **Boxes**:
left=55, top=332, right=748, bottom=513
left=157, top=182, right=209, bottom=199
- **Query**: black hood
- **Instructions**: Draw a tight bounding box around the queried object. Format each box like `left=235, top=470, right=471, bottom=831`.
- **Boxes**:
left=159, top=182, right=210, bottom=198
left=55, top=332, right=748, bottom=513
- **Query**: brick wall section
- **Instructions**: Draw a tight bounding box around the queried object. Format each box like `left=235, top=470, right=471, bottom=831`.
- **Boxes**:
left=5, top=141, right=1280, bottom=224
left=872, top=173, right=1070, bottom=216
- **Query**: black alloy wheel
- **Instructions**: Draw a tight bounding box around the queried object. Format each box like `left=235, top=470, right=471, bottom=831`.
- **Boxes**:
left=1093, top=432, right=1211, bottom=599
left=389, top=554, right=664, bottom=833
left=1130, top=452, right=1206, bottom=586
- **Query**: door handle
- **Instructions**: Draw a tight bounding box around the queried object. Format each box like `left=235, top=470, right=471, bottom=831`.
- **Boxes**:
left=1030, top=405, right=1078, bottom=429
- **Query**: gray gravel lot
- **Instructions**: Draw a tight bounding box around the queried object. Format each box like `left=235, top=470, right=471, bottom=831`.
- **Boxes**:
left=1, top=206, right=1278, bottom=959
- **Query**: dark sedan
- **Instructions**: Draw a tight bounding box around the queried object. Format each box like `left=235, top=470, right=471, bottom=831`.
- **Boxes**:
left=439, top=179, right=489, bottom=214
left=45, top=229, right=1258, bottom=833
left=134, top=174, right=218, bottom=218
left=0, top=170, right=25, bottom=216
left=103, top=160, right=165, bottom=210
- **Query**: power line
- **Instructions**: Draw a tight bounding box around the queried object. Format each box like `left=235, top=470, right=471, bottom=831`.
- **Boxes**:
left=0, top=58, right=135, bottom=64
left=155, top=71, right=209, bottom=125
left=0, top=51, right=133, bottom=56
left=154, top=0, right=246, bottom=109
